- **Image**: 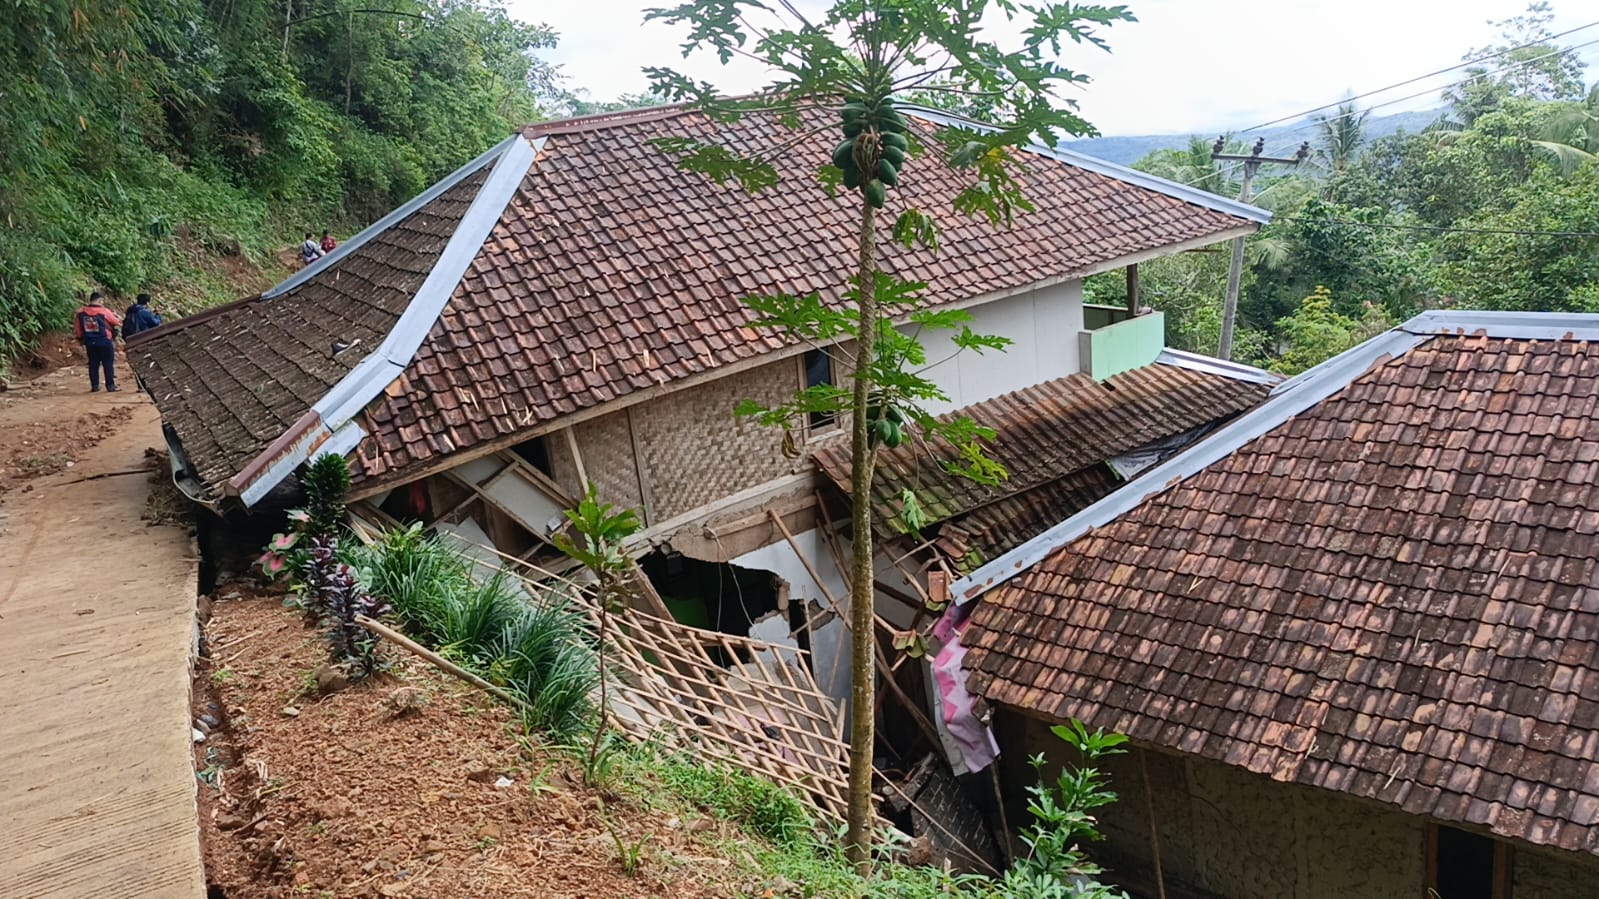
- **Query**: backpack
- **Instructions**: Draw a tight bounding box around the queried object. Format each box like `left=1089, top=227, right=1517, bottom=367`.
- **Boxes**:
left=77, top=310, right=112, bottom=345
left=124, top=305, right=143, bottom=337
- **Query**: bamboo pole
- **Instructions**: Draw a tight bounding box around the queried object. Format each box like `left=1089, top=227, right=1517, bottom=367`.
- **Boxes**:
left=356, top=615, right=529, bottom=714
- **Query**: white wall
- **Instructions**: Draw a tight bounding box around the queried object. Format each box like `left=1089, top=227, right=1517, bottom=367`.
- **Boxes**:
left=914, top=279, right=1084, bottom=415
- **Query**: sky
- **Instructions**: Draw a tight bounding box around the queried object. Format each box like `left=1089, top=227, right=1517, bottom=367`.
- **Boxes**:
left=515, top=0, right=1597, bottom=137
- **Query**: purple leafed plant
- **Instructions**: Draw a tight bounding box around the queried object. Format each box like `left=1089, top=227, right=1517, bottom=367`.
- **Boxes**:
left=300, top=533, right=390, bottom=679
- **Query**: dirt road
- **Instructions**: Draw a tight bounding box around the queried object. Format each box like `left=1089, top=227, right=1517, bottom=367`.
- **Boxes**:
left=0, top=364, right=204, bottom=897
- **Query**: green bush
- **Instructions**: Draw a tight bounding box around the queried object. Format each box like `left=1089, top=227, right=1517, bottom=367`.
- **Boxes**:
left=350, top=525, right=599, bottom=741
left=494, top=601, right=598, bottom=741
left=350, top=525, right=468, bottom=643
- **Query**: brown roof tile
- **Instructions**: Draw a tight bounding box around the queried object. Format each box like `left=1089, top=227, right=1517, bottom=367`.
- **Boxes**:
left=355, top=108, right=1257, bottom=487
left=129, top=163, right=493, bottom=495
left=963, top=334, right=1599, bottom=855
left=816, top=361, right=1269, bottom=537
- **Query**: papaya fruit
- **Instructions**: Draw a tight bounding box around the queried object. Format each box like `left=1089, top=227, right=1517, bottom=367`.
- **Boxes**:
left=876, top=158, right=899, bottom=186
left=865, top=179, right=886, bottom=208
left=881, top=132, right=909, bottom=152
left=832, top=138, right=858, bottom=170
left=879, top=108, right=909, bottom=133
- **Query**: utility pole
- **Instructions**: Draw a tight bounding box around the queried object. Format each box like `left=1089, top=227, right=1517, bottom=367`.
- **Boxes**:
left=1211, top=136, right=1309, bottom=360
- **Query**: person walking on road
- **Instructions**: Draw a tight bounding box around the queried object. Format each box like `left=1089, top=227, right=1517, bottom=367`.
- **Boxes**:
left=122, top=293, right=163, bottom=338
left=74, top=292, right=122, bottom=393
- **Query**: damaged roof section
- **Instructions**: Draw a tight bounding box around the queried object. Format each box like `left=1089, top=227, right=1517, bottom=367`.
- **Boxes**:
left=130, top=159, right=496, bottom=499
left=963, top=325, right=1599, bottom=856
left=134, top=101, right=1267, bottom=506
left=352, top=105, right=1264, bottom=488
left=815, top=358, right=1273, bottom=553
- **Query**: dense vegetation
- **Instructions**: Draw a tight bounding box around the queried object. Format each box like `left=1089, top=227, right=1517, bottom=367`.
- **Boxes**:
left=0, top=0, right=557, bottom=360
left=1093, top=4, right=1599, bottom=373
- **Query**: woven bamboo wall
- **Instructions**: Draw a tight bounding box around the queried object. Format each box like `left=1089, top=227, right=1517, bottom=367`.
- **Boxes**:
left=572, top=411, right=644, bottom=511
left=631, top=358, right=803, bottom=521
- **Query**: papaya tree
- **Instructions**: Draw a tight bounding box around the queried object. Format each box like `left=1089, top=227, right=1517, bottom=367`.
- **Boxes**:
left=642, top=0, right=1133, bottom=870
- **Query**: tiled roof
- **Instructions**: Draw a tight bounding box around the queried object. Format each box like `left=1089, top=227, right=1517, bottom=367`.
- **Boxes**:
left=129, top=163, right=493, bottom=495
left=352, top=106, right=1260, bottom=487
left=815, top=362, right=1270, bottom=537
left=963, top=332, right=1599, bottom=855
left=934, top=466, right=1122, bottom=573
left=132, top=102, right=1263, bottom=503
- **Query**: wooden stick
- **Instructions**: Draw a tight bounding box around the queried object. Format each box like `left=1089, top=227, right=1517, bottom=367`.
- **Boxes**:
left=990, top=764, right=1014, bottom=865
left=1140, top=749, right=1168, bottom=899
left=878, top=775, right=1002, bottom=877
left=355, top=615, right=530, bottom=714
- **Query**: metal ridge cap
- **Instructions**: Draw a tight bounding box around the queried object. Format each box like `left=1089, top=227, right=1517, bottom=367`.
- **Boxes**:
left=260, top=134, right=520, bottom=301
left=1155, top=348, right=1282, bottom=385
left=898, top=104, right=1272, bottom=225
left=227, top=134, right=542, bottom=506
left=1402, top=309, right=1599, bottom=340
left=1269, top=327, right=1423, bottom=396
left=950, top=328, right=1430, bottom=603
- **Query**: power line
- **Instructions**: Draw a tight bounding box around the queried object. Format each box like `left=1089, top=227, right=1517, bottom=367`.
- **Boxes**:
left=1278, top=215, right=1599, bottom=239
left=1278, top=38, right=1599, bottom=138
left=1174, top=40, right=1599, bottom=190
left=1241, top=18, right=1599, bottom=133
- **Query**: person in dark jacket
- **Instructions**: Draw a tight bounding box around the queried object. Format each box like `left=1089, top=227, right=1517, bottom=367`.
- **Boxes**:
left=122, top=293, right=162, bottom=338
left=74, top=292, right=121, bottom=392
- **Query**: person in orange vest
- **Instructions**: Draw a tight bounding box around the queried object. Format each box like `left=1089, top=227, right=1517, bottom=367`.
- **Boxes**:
left=74, top=291, right=122, bottom=393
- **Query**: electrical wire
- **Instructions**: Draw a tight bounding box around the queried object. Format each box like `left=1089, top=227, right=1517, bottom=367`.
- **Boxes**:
left=1240, top=19, right=1599, bottom=133
left=1276, top=215, right=1599, bottom=239
left=1173, top=40, right=1599, bottom=190
left=1279, top=38, right=1599, bottom=139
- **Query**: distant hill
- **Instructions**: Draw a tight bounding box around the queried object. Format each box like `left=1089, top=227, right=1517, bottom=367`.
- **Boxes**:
left=1064, top=108, right=1443, bottom=166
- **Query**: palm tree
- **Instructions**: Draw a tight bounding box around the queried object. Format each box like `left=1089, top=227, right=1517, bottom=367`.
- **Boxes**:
left=1532, top=84, right=1599, bottom=175
left=1313, top=101, right=1368, bottom=174
left=1137, top=135, right=1243, bottom=196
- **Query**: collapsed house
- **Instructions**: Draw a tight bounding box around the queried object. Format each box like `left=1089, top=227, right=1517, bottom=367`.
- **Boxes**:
left=129, top=102, right=1270, bottom=847
left=951, top=311, right=1599, bottom=897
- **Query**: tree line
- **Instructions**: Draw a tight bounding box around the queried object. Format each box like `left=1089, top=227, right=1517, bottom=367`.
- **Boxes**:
left=1095, top=3, right=1599, bottom=374
left=0, top=0, right=558, bottom=359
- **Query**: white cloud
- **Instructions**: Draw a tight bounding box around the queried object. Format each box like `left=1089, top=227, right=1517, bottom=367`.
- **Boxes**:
left=515, top=0, right=1596, bottom=136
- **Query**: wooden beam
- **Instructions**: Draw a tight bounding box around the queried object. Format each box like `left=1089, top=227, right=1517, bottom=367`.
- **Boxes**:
left=1126, top=263, right=1140, bottom=315
left=625, top=405, right=654, bottom=527
left=563, top=426, right=589, bottom=489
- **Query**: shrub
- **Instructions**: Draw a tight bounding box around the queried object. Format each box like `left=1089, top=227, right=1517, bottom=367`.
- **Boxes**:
left=297, top=532, right=389, bottom=680
left=438, top=573, right=523, bottom=667
left=494, top=601, right=598, bottom=741
left=350, top=524, right=468, bottom=643
left=302, top=454, right=352, bottom=537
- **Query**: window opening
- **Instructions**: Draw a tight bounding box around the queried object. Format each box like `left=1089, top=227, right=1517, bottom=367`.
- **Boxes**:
left=510, top=435, right=554, bottom=478
left=1428, top=824, right=1509, bottom=899
left=804, top=349, right=836, bottom=430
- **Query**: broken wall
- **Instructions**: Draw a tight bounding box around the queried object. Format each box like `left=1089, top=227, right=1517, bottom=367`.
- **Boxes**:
left=732, top=529, right=852, bottom=704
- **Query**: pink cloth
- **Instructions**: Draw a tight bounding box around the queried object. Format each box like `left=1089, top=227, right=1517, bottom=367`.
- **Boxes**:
left=930, top=604, right=999, bottom=774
